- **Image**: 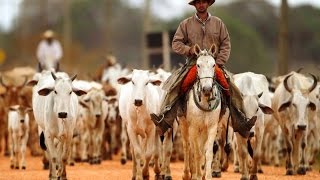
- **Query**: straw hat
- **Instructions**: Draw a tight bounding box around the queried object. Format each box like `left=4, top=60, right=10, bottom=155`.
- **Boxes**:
left=42, top=30, right=55, bottom=39
left=188, top=0, right=215, bottom=6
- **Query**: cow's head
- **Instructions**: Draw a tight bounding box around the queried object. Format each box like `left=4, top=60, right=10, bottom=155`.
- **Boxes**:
left=118, top=70, right=161, bottom=107
left=9, top=105, right=32, bottom=125
left=242, top=92, right=274, bottom=121
left=37, top=72, right=86, bottom=119
left=278, top=74, right=317, bottom=130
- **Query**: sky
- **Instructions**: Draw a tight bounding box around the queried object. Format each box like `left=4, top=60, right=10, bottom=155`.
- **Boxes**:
left=0, top=0, right=320, bottom=32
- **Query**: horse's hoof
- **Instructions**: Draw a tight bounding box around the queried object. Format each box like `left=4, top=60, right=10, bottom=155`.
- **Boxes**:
left=212, top=171, right=221, bottom=178
left=297, top=167, right=306, bottom=175
left=154, top=174, right=163, bottom=180
left=250, top=174, right=258, bottom=180
left=286, top=169, right=294, bottom=175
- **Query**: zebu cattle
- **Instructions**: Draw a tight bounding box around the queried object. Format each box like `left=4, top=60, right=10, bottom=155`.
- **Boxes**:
left=8, top=105, right=31, bottom=169
left=305, top=83, right=320, bottom=170
left=28, top=71, right=86, bottom=179
left=272, top=72, right=317, bottom=175
left=118, top=69, right=162, bottom=180
left=178, top=44, right=221, bottom=180
left=233, top=72, right=274, bottom=180
left=81, top=82, right=107, bottom=164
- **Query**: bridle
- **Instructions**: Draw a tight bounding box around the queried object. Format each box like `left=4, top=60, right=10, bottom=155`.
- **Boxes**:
left=192, top=64, right=221, bottom=112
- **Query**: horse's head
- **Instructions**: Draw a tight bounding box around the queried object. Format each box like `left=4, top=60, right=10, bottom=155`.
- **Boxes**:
left=194, top=44, right=217, bottom=97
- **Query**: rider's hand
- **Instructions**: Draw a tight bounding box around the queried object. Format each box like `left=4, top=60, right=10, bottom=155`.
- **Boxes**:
left=189, top=45, right=195, bottom=56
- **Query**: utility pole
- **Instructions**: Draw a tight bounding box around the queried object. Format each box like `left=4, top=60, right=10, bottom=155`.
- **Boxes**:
left=278, top=0, right=289, bottom=75
left=105, top=0, right=113, bottom=54
left=142, top=0, right=151, bottom=69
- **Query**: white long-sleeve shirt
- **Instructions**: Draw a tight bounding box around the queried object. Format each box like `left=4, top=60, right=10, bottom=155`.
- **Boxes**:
left=36, top=40, right=63, bottom=66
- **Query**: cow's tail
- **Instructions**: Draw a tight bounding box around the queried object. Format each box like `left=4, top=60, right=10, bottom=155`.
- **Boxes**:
left=247, top=139, right=253, bottom=158
left=40, top=132, right=47, bottom=151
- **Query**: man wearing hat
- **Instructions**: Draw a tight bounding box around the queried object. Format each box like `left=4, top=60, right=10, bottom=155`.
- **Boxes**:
left=150, top=0, right=256, bottom=138
left=36, top=30, right=63, bottom=72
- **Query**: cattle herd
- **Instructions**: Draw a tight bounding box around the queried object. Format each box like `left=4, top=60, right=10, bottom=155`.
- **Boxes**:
left=0, top=57, right=319, bottom=180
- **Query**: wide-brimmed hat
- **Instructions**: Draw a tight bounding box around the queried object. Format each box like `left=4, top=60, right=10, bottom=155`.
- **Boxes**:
left=188, top=0, right=215, bottom=6
left=42, top=30, right=55, bottom=39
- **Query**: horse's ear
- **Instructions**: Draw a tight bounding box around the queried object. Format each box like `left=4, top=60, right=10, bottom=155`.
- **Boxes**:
left=209, top=44, right=217, bottom=55
left=194, top=44, right=201, bottom=56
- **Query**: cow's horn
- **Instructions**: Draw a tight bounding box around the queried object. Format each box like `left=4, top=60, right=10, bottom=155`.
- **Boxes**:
left=308, top=73, right=317, bottom=93
left=0, top=76, right=8, bottom=88
left=283, top=74, right=292, bottom=93
left=51, top=72, right=57, bottom=80
left=70, top=74, right=77, bottom=82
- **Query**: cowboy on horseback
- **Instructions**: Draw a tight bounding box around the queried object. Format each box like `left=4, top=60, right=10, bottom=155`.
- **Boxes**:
left=150, top=0, right=257, bottom=138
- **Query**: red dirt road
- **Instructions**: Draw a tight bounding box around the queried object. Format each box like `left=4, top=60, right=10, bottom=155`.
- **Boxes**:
left=1, top=152, right=320, bottom=180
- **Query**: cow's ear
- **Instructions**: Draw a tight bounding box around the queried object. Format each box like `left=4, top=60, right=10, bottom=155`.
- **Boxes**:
left=308, top=102, right=316, bottom=111
left=258, top=103, right=274, bottom=114
left=117, top=77, right=131, bottom=85
left=278, top=101, right=291, bottom=112
left=149, top=80, right=162, bottom=86
left=27, top=80, right=38, bottom=87
left=73, top=88, right=87, bottom=96
left=9, top=106, right=17, bottom=111
left=38, top=88, right=53, bottom=96
left=25, top=108, right=33, bottom=112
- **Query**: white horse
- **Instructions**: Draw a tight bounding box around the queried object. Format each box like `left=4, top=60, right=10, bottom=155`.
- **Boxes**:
left=179, top=44, right=222, bottom=180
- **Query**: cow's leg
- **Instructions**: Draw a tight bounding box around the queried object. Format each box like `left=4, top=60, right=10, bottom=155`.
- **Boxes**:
left=250, top=128, right=264, bottom=180
left=205, top=124, right=218, bottom=180
left=80, top=130, right=89, bottom=162
left=236, top=134, right=249, bottom=180
left=284, top=134, right=294, bottom=175
left=21, top=134, right=28, bottom=169
left=4, top=128, right=10, bottom=156
left=96, top=130, right=104, bottom=164
left=128, top=130, right=143, bottom=180
left=120, top=122, right=128, bottom=165
left=45, top=134, right=59, bottom=179
left=297, top=134, right=307, bottom=175
left=179, top=117, right=191, bottom=180
left=12, top=133, right=20, bottom=169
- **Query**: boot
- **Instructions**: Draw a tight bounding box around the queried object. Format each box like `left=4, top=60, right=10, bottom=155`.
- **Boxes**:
left=150, top=113, right=171, bottom=136
left=229, top=103, right=257, bottom=138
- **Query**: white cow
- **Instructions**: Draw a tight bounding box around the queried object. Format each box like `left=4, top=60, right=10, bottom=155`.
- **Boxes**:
left=8, top=105, right=31, bottom=170
left=233, top=72, right=274, bottom=180
left=28, top=71, right=86, bottom=179
left=118, top=69, right=162, bottom=180
left=272, top=72, right=317, bottom=175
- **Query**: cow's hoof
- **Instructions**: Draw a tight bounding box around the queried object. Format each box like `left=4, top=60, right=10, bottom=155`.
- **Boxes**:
left=306, top=166, right=312, bottom=171
left=154, top=174, right=162, bottom=180
left=10, top=164, right=14, bottom=169
left=97, top=159, right=101, bottom=164
left=143, top=175, right=149, bottom=180
left=286, top=169, right=294, bottom=175
left=22, top=166, right=26, bottom=170
left=234, top=167, right=240, bottom=173
left=275, top=164, right=280, bottom=167
left=15, top=166, right=19, bottom=169
left=69, top=162, right=75, bottom=166
left=258, top=169, right=263, bottom=173
left=4, top=151, right=10, bottom=156
left=121, top=158, right=127, bottom=165
left=250, top=174, right=258, bottom=180
left=43, top=162, right=49, bottom=170
left=240, top=177, right=249, bottom=180
left=297, top=167, right=306, bottom=175
left=164, top=176, right=172, bottom=180
left=81, top=159, right=88, bottom=162
left=212, top=171, right=221, bottom=178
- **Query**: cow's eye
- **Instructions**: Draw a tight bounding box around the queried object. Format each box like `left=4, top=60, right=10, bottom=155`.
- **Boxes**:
left=292, top=104, right=297, bottom=108
left=256, top=108, right=259, bottom=113
left=54, top=90, right=57, bottom=94
left=132, top=81, right=135, bottom=85
left=84, top=99, right=90, bottom=102
left=197, top=64, right=200, bottom=68
left=145, top=82, right=148, bottom=85
left=69, top=91, right=72, bottom=95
